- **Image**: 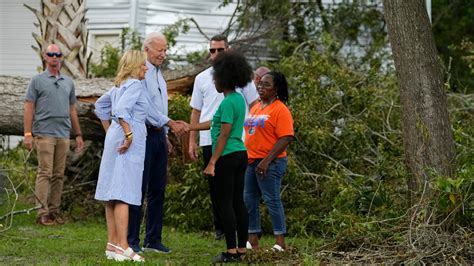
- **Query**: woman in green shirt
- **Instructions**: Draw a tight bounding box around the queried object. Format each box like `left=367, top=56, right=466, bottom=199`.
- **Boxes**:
left=188, top=51, right=253, bottom=263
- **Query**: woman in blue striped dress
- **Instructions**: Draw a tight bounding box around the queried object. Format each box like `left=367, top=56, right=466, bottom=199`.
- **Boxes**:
left=94, top=50, right=148, bottom=262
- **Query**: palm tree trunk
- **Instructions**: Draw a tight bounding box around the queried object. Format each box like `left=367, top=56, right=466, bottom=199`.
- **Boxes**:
left=25, top=0, right=89, bottom=78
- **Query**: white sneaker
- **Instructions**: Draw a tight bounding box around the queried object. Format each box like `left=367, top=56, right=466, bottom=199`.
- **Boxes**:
left=246, top=241, right=253, bottom=249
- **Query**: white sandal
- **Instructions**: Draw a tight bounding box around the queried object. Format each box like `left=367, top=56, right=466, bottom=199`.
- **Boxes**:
left=270, top=244, right=285, bottom=252
left=114, top=246, right=145, bottom=262
left=105, top=242, right=118, bottom=260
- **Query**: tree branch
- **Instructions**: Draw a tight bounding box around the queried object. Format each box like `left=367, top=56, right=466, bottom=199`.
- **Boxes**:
left=223, top=0, right=240, bottom=37
left=188, top=18, right=210, bottom=40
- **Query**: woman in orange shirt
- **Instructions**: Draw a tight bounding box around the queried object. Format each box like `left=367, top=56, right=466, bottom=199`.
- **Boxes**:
left=244, top=71, right=294, bottom=251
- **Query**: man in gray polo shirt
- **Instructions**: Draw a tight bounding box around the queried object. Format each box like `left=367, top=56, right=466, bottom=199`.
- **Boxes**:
left=23, top=44, right=84, bottom=226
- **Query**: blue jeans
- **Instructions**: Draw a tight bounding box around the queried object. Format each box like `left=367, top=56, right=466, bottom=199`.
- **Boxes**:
left=244, top=157, right=287, bottom=235
left=128, top=129, right=168, bottom=248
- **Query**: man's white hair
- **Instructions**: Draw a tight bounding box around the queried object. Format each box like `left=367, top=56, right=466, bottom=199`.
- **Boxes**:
left=143, top=32, right=166, bottom=48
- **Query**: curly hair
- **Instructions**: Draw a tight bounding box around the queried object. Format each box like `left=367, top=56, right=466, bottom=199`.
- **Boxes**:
left=212, top=50, right=252, bottom=90
left=114, top=50, right=147, bottom=87
left=265, top=71, right=289, bottom=103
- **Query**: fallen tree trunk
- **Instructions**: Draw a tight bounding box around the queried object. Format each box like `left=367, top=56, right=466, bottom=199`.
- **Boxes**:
left=0, top=64, right=206, bottom=140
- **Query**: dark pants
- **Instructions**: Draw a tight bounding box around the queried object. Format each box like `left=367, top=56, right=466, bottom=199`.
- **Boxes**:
left=202, top=145, right=223, bottom=233
left=128, top=129, right=168, bottom=247
left=213, top=150, right=248, bottom=249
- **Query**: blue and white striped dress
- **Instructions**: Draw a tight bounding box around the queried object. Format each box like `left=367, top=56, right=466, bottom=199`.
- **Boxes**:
left=94, top=79, right=148, bottom=206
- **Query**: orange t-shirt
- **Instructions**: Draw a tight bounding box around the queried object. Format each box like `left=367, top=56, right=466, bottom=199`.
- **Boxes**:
left=244, top=100, right=294, bottom=159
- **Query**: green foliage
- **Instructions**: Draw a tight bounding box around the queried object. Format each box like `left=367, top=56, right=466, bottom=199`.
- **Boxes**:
left=90, top=28, right=143, bottom=78
left=433, top=0, right=474, bottom=92
left=185, top=50, right=209, bottom=64
left=232, top=0, right=389, bottom=71
left=274, top=50, right=408, bottom=241
left=457, top=40, right=474, bottom=76
left=163, top=46, right=408, bottom=239
left=168, top=94, right=192, bottom=122
left=0, top=141, right=106, bottom=222
left=162, top=19, right=190, bottom=48
left=275, top=49, right=473, bottom=243
left=163, top=40, right=473, bottom=246
left=165, top=94, right=211, bottom=230
left=89, top=44, right=121, bottom=78
left=120, top=27, right=143, bottom=51
left=447, top=92, right=474, bottom=227
left=165, top=162, right=213, bottom=231
left=453, top=165, right=474, bottom=226
left=435, top=176, right=464, bottom=211
left=0, top=145, right=37, bottom=195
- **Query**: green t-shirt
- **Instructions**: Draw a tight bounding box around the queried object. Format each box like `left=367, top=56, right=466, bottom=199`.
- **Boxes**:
left=211, top=92, right=247, bottom=156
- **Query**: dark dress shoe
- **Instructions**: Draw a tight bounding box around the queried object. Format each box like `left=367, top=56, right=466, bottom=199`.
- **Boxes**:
left=211, top=252, right=241, bottom=263
left=36, top=215, right=56, bottom=226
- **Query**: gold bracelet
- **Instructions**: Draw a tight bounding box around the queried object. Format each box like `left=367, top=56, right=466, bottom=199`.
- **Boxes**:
left=24, top=132, right=32, bottom=137
left=125, top=132, right=133, bottom=139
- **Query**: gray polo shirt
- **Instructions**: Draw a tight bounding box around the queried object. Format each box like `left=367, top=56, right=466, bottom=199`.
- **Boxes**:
left=25, top=70, right=77, bottom=138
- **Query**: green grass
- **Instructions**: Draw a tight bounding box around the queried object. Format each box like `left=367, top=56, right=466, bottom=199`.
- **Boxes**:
left=0, top=203, right=324, bottom=265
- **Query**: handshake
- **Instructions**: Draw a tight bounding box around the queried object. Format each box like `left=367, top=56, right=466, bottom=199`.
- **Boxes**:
left=167, top=120, right=205, bottom=136
left=167, top=120, right=189, bottom=136
left=167, top=120, right=211, bottom=137
left=168, top=120, right=213, bottom=162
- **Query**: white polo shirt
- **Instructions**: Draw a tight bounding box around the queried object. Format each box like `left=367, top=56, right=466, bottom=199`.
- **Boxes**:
left=190, top=67, right=259, bottom=146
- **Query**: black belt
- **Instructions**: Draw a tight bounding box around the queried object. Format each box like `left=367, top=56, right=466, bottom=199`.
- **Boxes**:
left=146, top=124, right=163, bottom=132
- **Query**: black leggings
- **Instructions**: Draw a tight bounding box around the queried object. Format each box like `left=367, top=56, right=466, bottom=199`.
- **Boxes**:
left=213, top=150, right=248, bottom=249
left=203, top=145, right=223, bottom=232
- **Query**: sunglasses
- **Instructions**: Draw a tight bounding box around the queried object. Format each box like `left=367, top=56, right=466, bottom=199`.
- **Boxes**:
left=209, top=48, right=225, bottom=54
left=46, top=52, right=63, bottom=57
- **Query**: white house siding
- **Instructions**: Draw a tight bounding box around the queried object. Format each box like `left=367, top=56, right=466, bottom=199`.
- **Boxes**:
left=85, top=0, right=242, bottom=63
left=86, top=0, right=135, bottom=62
left=2, top=0, right=359, bottom=77
left=142, top=0, right=239, bottom=55
left=0, top=0, right=241, bottom=76
left=0, top=0, right=41, bottom=78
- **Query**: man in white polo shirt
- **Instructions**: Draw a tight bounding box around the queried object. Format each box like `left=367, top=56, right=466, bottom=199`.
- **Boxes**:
left=189, top=34, right=258, bottom=240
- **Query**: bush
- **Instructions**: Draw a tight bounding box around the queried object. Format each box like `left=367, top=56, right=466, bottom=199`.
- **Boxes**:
left=162, top=50, right=407, bottom=234
left=163, top=49, right=473, bottom=248
left=276, top=51, right=408, bottom=239
left=0, top=144, right=37, bottom=197
left=164, top=94, right=214, bottom=231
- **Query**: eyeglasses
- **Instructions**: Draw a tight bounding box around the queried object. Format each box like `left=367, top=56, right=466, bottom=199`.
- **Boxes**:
left=258, top=82, right=274, bottom=89
left=46, top=52, right=63, bottom=57
left=209, top=48, right=225, bottom=54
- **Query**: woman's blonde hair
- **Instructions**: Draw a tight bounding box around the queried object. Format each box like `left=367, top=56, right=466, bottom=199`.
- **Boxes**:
left=114, top=50, right=147, bottom=87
